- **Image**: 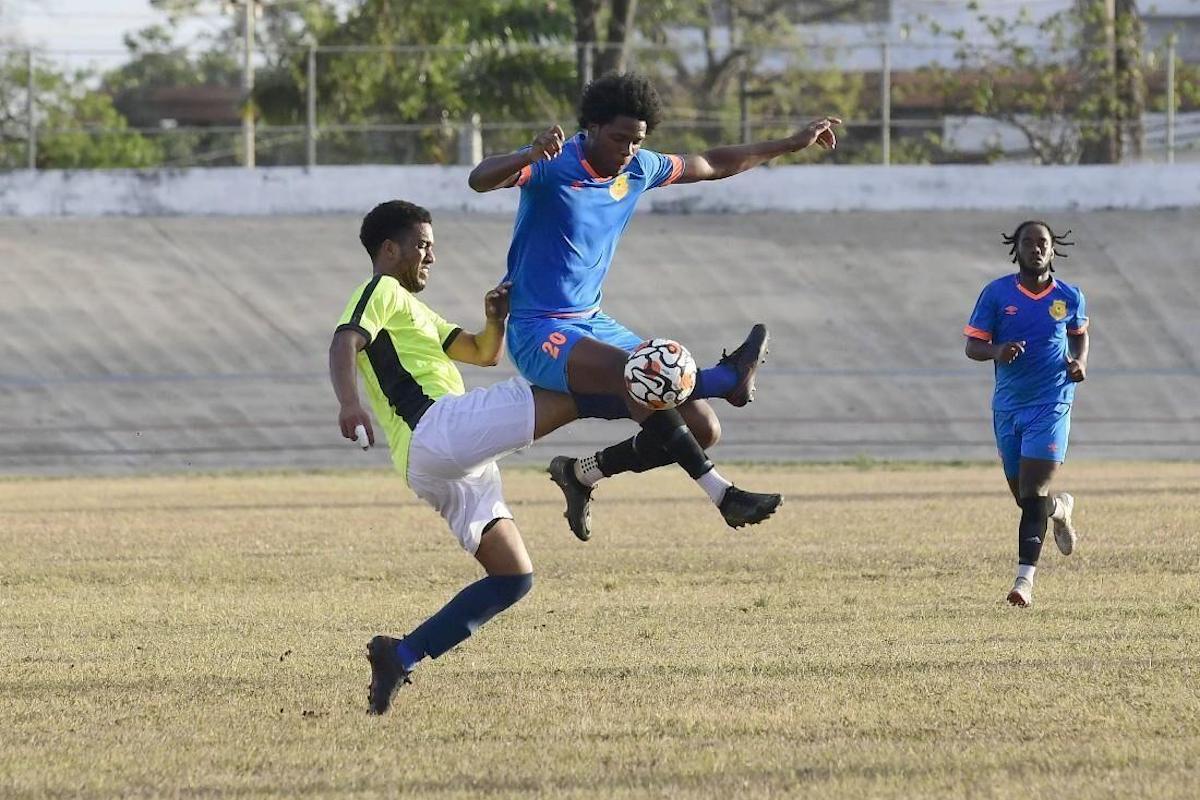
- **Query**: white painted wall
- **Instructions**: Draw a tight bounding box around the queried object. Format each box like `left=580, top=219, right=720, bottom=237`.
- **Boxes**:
left=1, top=164, right=1198, bottom=217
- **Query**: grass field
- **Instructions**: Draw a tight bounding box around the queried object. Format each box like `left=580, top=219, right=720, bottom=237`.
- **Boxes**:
left=2, top=462, right=1198, bottom=798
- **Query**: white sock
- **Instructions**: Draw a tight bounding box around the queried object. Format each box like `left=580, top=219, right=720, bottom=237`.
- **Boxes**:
left=697, top=468, right=733, bottom=505
left=573, top=454, right=605, bottom=487
left=1017, top=564, right=1037, bottom=582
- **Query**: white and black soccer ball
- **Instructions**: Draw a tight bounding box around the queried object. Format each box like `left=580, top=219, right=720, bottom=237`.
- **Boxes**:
left=623, top=338, right=698, bottom=411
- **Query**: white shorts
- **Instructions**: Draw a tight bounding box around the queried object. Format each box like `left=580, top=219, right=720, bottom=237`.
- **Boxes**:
left=406, top=376, right=536, bottom=554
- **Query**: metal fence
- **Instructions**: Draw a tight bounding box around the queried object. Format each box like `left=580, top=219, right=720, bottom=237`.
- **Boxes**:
left=2, top=35, right=1197, bottom=170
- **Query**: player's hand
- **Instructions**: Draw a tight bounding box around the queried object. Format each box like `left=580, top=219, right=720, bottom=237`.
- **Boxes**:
left=791, top=117, right=841, bottom=151
left=484, top=281, right=512, bottom=322
left=994, top=341, right=1026, bottom=364
left=529, top=125, right=565, bottom=163
left=1066, top=357, right=1087, bottom=382
left=338, top=403, right=374, bottom=446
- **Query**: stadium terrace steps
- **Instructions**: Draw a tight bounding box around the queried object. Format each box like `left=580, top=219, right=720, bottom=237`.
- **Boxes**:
left=1, top=211, right=1197, bottom=475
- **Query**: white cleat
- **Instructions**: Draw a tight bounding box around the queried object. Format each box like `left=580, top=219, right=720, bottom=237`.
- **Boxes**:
left=1052, top=492, right=1077, bottom=556
left=1007, top=576, right=1034, bottom=607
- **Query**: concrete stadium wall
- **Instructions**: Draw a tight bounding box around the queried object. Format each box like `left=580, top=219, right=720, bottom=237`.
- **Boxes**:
left=2, top=164, right=1200, bottom=217
left=1, top=211, right=1197, bottom=476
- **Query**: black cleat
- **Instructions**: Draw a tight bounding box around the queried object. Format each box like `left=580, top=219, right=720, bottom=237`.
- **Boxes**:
left=366, top=635, right=412, bottom=715
left=718, top=323, right=770, bottom=407
left=547, top=456, right=593, bottom=542
left=718, top=486, right=783, bottom=529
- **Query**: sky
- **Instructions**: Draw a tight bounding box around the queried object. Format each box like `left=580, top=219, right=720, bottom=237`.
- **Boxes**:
left=2, top=0, right=226, bottom=71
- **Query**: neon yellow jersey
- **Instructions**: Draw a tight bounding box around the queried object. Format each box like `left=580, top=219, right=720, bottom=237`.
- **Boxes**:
left=336, top=274, right=465, bottom=479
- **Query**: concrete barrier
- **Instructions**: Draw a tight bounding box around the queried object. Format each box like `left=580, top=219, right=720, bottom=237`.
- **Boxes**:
left=2, top=164, right=1198, bottom=217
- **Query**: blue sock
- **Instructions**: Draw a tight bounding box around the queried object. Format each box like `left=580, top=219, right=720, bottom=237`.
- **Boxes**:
left=402, top=573, right=533, bottom=662
left=394, top=639, right=423, bottom=672
left=692, top=363, right=738, bottom=400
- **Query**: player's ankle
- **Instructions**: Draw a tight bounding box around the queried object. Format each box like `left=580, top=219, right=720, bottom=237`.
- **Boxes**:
left=573, top=454, right=604, bottom=487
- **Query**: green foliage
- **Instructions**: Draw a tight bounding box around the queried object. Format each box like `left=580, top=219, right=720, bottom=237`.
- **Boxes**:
left=0, top=52, right=162, bottom=169
left=917, top=0, right=1150, bottom=164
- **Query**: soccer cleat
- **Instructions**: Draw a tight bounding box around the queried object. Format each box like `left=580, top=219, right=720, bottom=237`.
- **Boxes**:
left=547, top=456, right=593, bottom=542
left=1007, top=577, right=1034, bottom=607
left=1052, top=492, right=1077, bottom=556
left=718, top=486, right=783, bottom=529
left=366, top=635, right=412, bottom=715
left=718, top=323, right=770, bottom=407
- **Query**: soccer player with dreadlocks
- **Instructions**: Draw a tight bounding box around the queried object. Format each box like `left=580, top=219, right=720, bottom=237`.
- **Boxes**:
left=964, top=220, right=1089, bottom=607
left=469, top=72, right=840, bottom=539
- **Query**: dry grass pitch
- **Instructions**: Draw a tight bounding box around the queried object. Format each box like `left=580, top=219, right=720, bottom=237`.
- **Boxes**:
left=2, top=462, right=1198, bottom=798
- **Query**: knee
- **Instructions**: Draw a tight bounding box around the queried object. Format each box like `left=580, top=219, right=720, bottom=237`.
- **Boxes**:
left=492, top=572, right=534, bottom=607
left=689, top=411, right=722, bottom=449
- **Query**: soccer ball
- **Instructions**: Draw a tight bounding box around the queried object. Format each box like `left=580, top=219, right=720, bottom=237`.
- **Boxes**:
left=624, top=338, right=697, bottom=410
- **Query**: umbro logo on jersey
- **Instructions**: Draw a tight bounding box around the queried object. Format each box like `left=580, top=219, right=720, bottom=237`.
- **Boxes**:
left=1004, top=305, right=1019, bottom=316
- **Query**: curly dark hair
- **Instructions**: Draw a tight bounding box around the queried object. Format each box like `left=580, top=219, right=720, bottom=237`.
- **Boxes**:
left=359, top=200, right=432, bottom=260
left=1003, top=220, right=1075, bottom=272
left=578, top=72, right=664, bottom=133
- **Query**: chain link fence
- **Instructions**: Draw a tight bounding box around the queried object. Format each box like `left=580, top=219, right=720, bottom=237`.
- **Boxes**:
left=2, top=35, right=1197, bottom=170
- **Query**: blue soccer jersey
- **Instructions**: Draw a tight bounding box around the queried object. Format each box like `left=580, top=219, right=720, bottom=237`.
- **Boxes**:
left=503, top=132, right=684, bottom=318
left=965, top=275, right=1089, bottom=411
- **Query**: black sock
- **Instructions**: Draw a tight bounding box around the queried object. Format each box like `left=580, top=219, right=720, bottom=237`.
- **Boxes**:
left=637, top=409, right=712, bottom=479
left=1017, top=496, right=1054, bottom=566
left=596, top=432, right=673, bottom=477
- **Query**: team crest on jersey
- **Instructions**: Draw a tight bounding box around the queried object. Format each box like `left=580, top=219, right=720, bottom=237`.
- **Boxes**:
left=1049, top=300, right=1068, bottom=321
left=609, top=173, right=630, bottom=201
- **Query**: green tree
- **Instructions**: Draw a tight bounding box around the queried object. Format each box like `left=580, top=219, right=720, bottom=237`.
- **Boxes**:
left=1, top=51, right=162, bottom=169
left=916, top=0, right=1149, bottom=164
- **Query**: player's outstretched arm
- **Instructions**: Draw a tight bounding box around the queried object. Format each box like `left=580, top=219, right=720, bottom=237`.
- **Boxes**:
left=468, top=125, right=565, bottom=192
left=446, top=282, right=511, bottom=366
left=673, top=116, right=841, bottom=184
left=329, top=328, right=374, bottom=446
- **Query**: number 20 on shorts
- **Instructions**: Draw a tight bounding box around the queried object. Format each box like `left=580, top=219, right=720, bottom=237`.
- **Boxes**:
left=541, top=331, right=568, bottom=359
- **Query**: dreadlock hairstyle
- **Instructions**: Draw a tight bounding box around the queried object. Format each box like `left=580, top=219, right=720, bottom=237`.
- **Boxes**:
left=1003, top=220, right=1075, bottom=272
left=578, top=73, right=664, bottom=134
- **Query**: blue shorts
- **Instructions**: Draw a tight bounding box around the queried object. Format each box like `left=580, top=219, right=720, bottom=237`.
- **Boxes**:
left=506, top=312, right=644, bottom=393
left=993, top=402, right=1072, bottom=479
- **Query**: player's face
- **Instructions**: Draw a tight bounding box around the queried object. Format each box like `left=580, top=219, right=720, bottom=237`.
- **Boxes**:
left=1017, top=224, right=1053, bottom=273
left=386, top=222, right=435, bottom=293
left=587, top=116, right=647, bottom=176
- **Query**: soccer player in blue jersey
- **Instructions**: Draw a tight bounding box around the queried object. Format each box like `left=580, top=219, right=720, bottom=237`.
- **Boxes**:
left=964, top=220, right=1088, bottom=607
left=469, top=72, right=840, bottom=539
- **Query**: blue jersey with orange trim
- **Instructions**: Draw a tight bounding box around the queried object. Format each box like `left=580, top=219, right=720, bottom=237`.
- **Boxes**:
left=965, top=274, right=1088, bottom=411
left=503, top=132, right=684, bottom=318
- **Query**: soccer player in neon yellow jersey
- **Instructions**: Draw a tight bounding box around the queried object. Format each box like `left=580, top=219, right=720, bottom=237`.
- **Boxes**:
left=330, top=200, right=779, bottom=714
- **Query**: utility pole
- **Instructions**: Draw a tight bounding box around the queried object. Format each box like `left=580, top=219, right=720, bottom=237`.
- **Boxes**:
left=26, top=49, right=36, bottom=171
left=243, top=0, right=256, bottom=168
left=1104, top=0, right=1119, bottom=162
left=226, top=0, right=260, bottom=168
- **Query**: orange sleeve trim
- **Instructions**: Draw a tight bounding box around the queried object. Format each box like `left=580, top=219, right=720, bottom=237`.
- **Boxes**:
left=1067, top=321, right=1089, bottom=334
left=661, top=154, right=685, bottom=187
left=964, top=325, right=992, bottom=342
left=514, top=164, right=533, bottom=187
